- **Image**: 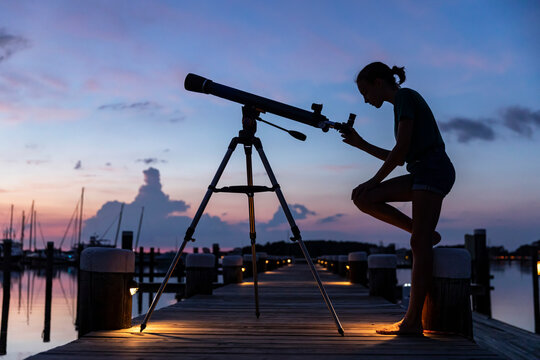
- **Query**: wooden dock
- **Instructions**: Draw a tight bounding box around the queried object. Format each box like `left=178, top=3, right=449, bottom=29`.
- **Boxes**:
left=30, top=263, right=504, bottom=359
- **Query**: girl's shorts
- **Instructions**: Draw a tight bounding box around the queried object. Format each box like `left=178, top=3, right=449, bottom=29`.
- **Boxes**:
left=406, top=148, right=455, bottom=197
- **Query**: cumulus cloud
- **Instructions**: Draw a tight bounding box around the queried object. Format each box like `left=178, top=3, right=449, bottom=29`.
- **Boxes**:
left=501, top=106, right=540, bottom=138
left=98, top=101, right=161, bottom=111
left=82, top=167, right=321, bottom=248
left=317, top=213, right=344, bottom=224
left=0, top=28, right=29, bottom=63
left=84, top=168, right=191, bottom=245
left=439, top=117, right=496, bottom=143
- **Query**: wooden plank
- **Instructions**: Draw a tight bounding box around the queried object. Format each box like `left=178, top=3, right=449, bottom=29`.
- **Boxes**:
left=29, top=263, right=503, bottom=359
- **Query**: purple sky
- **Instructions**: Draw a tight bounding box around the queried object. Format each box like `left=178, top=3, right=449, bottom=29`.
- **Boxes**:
left=0, top=1, right=539, bottom=251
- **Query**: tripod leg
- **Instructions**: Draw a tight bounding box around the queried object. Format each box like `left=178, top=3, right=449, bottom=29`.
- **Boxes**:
left=244, top=144, right=260, bottom=318
left=140, top=138, right=239, bottom=332
left=253, top=139, right=345, bottom=336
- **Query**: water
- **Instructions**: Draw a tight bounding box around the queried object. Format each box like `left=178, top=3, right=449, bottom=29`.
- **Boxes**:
left=0, top=261, right=537, bottom=359
left=397, top=260, right=536, bottom=332
left=0, top=266, right=177, bottom=360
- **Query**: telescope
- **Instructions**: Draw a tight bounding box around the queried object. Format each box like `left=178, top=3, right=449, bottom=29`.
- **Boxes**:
left=184, top=73, right=355, bottom=133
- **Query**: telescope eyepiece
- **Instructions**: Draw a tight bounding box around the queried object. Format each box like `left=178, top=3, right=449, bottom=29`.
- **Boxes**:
left=185, top=73, right=212, bottom=93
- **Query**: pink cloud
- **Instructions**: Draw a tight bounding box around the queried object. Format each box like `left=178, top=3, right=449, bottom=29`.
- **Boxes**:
left=0, top=101, right=84, bottom=123
left=419, top=46, right=513, bottom=74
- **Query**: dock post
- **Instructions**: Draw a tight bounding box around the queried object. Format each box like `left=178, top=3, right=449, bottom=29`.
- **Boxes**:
left=222, top=255, right=243, bottom=284
left=338, top=255, right=348, bottom=277
left=422, top=247, right=473, bottom=339
left=465, top=229, right=492, bottom=317
left=185, top=253, right=215, bottom=297
left=138, top=247, right=144, bottom=315
left=368, top=254, right=397, bottom=303
left=78, top=247, right=135, bottom=337
left=243, top=254, right=255, bottom=278
left=43, top=241, right=54, bottom=342
left=122, top=231, right=133, bottom=250
left=0, top=240, right=12, bottom=355
left=257, top=252, right=268, bottom=273
left=348, top=252, right=368, bottom=285
left=532, top=246, right=540, bottom=334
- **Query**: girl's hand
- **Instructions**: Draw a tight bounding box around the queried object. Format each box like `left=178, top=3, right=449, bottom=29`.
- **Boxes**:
left=351, top=177, right=379, bottom=200
left=341, top=128, right=365, bottom=148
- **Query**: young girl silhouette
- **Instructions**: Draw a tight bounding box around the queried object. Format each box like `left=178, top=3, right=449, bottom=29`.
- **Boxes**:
left=341, top=62, right=455, bottom=335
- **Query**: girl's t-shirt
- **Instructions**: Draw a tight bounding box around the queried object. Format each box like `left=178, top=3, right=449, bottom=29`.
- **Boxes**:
left=393, top=88, right=445, bottom=164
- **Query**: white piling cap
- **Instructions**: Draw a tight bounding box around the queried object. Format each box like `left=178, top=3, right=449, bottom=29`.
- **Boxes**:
left=348, top=251, right=367, bottom=261
left=433, top=247, right=471, bottom=279
left=338, top=255, right=348, bottom=263
left=222, top=255, right=243, bottom=266
left=368, top=254, right=397, bottom=269
left=80, top=248, right=135, bottom=273
left=186, top=253, right=215, bottom=268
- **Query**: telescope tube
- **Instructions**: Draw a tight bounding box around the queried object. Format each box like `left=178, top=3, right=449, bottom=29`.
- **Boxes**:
left=184, top=73, right=328, bottom=128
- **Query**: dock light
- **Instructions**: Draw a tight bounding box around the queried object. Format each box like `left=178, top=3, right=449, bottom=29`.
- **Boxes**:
left=242, top=267, right=246, bottom=272
left=346, top=265, right=350, bottom=270
left=266, top=260, right=269, bottom=264
left=537, top=261, right=540, bottom=276
left=287, top=259, right=291, bottom=264
left=129, top=279, right=139, bottom=296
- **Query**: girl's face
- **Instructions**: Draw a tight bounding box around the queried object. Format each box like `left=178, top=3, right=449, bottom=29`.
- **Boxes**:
left=357, top=79, right=384, bottom=108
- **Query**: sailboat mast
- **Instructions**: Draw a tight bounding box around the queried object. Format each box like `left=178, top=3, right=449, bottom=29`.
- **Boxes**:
left=33, top=210, right=37, bottom=251
left=78, top=187, right=84, bottom=247
left=29, top=201, right=34, bottom=252
left=20, top=211, right=25, bottom=251
left=114, top=203, right=125, bottom=248
left=9, top=204, right=14, bottom=239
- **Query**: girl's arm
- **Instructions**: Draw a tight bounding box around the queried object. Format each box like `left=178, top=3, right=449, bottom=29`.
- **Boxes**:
left=371, top=117, right=413, bottom=183
left=341, top=129, right=390, bottom=161
left=350, top=117, right=413, bottom=200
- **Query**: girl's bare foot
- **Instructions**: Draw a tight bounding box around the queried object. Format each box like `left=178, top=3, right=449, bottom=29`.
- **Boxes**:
left=432, top=231, right=441, bottom=246
left=376, top=319, right=423, bottom=335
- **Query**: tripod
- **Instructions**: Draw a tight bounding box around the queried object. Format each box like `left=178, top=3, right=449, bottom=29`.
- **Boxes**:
left=140, top=106, right=344, bottom=335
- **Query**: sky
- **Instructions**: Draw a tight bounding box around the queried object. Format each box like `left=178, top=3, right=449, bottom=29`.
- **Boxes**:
left=0, top=0, right=539, bottom=251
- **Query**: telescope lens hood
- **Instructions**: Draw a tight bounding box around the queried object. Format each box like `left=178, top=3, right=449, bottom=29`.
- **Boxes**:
left=184, top=73, right=212, bottom=93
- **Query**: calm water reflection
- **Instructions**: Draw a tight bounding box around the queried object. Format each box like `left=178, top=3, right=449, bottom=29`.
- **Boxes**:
left=0, top=267, right=176, bottom=360
left=397, top=260, right=536, bottom=333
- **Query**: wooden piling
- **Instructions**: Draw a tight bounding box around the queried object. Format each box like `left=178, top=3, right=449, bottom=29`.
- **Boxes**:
left=0, top=240, right=12, bottom=355
left=422, top=247, right=473, bottom=339
left=43, top=242, right=54, bottom=342
left=78, top=247, right=135, bottom=337
left=338, top=255, right=348, bottom=278
left=532, top=246, right=540, bottom=334
left=222, top=255, right=243, bottom=284
left=368, top=254, right=397, bottom=303
left=121, top=231, right=133, bottom=250
left=257, top=252, right=268, bottom=273
left=465, top=229, right=492, bottom=317
left=348, top=251, right=367, bottom=285
left=185, top=253, right=215, bottom=298
left=138, top=246, right=144, bottom=315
